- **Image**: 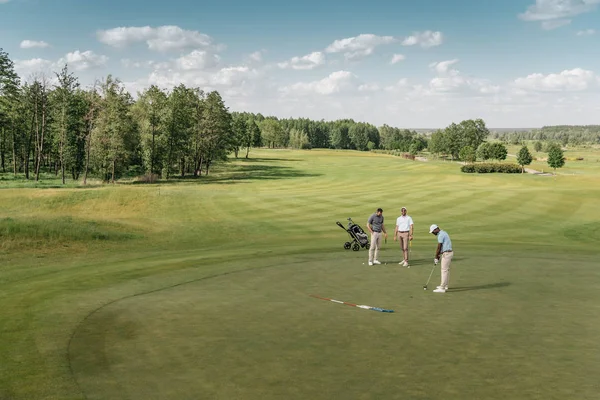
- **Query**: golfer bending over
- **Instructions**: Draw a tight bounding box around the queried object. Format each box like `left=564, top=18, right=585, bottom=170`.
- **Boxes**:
left=429, top=224, right=453, bottom=293
left=367, top=208, right=387, bottom=266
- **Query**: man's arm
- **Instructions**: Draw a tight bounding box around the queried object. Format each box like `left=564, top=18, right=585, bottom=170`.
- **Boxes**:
left=382, top=223, right=387, bottom=238
left=409, top=223, right=414, bottom=239
left=435, top=243, right=442, bottom=260
left=393, top=222, right=398, bottom=240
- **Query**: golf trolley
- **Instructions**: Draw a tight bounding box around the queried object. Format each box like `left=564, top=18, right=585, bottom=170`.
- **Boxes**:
left=336, top=218, right=370, bottom=251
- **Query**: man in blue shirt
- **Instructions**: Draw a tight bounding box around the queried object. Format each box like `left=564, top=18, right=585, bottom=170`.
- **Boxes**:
left=429, top=224, right=453, bottom=293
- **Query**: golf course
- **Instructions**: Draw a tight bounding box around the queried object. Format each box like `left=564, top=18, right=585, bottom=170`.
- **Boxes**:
left=1, top=148, right=599, bottom=399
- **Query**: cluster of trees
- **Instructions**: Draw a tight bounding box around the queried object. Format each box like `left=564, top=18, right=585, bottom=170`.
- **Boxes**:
left=516, top=143, right=565, bottom=174
left=427, top=118, right=508, bottom=162
left=1, top=48, right=433, bottom=183
left=495, top=125, right=600, bottom=146
left=0, top=46, right=573, bottom=183
left=231, top=112, right=428, bottom=153
left=1, top=48, right=241, bottom=183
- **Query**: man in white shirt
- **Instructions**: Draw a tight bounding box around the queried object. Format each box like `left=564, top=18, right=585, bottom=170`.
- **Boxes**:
left=394, top=207, right=413, bottom=267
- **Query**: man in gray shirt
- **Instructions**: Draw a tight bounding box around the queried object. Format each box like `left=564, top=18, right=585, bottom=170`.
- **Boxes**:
left=367, top=208, right=388, bottom=266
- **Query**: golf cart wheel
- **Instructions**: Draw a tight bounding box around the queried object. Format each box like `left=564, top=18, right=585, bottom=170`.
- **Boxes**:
left=352, top=243, right=360, bottom=251
left=344, top=242, right=351, bottom=250
left=365, top=243, right=370, bottom=250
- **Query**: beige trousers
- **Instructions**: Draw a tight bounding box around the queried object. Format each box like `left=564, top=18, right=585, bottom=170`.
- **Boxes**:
left=440, top=251, right=453, bottom=288
left=369, top=231, right=382, bottom=262
left=397, top=231, right=409, bottom=260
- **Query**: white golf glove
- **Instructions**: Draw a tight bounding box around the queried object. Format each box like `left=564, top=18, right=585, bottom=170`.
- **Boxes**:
left=434, top=258, right=439, bottom=265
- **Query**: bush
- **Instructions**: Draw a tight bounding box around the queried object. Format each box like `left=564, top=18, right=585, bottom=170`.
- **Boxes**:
left=301, top=142, right=312, bottom=150
left=461, top=163, right=521, bottom=173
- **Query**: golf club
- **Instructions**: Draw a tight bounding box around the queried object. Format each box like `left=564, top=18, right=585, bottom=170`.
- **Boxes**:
left=423, top=260, right=436, bottom=290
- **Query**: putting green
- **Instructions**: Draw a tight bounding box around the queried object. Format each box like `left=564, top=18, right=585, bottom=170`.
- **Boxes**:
left=69, top=247, right=598, bottom=400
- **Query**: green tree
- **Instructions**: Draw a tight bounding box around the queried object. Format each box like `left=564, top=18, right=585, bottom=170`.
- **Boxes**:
left=231, top=114, right=247, bottom=158
left=0, top=48, right=21, bottom=175
left=330, top=123, right=352, bottom=149
left=91, top=75, right=138, bottom=183
left=348, top=123, right=370, bottom=151
left=458, top=118, right=489, bottom=150
left=289, top=128, right=309, bottom=149
left=52, top=65, right=85, bottom=184
left=489, top=142, right=507, bottom=162
left=427, top=129, right=447, bottom=156
left=476, top=142, right=492, bottom=161
left=516, top=145, right=533, bottom=173
left=132, top=85, right=168, bottom=176
left=260, top=119, right=285, bottom=148
left=443, top=123, right=462, bottom=159
left=547, top=145, right=565, bottom=174
left=248, top=119, right=261, bottom=149
left=534, top=141, right=542, bottom=152
left=459, top=146, right=476, bottom=163
left=199, top=91, right=233, bottom=175
left=408, top=142, right=419, bottom=156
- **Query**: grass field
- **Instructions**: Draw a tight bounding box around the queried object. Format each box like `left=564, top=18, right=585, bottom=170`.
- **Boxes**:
left=1, top=149, right=599, bottom=399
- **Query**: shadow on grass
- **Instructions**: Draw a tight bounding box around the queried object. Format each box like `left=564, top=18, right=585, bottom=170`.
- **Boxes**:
left=128, top=164, right=322, bottom=185
left=238, top=157, right=303, bottom=162
left=449, top=282, right=511, bottom=292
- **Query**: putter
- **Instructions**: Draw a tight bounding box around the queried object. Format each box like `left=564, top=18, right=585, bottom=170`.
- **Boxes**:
left=423, top=260, right=436, bottom=290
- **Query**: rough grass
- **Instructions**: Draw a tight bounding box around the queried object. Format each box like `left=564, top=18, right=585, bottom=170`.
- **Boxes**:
left=1, top=148, right=599, bottom=400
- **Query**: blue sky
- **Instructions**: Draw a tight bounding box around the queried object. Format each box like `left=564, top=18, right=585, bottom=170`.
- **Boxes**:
left=1, top=0, right=599, bottom=128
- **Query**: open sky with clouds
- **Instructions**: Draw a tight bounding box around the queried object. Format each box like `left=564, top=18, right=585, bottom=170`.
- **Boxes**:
left=1, top=0, right=599, bottom=128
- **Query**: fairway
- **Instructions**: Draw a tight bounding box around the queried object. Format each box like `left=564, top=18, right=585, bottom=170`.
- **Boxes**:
left=2, top=149, right=600, bottom=399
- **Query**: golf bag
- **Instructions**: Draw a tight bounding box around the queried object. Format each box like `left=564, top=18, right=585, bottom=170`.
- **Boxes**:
left=336, top=218, right=370, bottom=251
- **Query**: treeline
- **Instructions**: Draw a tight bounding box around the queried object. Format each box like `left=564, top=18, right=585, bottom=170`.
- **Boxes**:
left=1, top=49, right=235, bottom=183
left=494, top=125, right=600, bottom=146
left=231, top=112, right=428, bottom=153
left=1, top=48, right=433, bottom=183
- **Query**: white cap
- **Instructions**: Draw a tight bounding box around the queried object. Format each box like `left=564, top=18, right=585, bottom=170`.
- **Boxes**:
left=429, top=224, right=438, bottom=233
left=401, top=206, right=407, bottom=211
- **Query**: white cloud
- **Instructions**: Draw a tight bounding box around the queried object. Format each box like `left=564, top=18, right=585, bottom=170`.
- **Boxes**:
left=577, top=28, right=596, bottom=35
left=210, top=66, right=258, bottom=86
left=384, top=78, right=410, bottom=92
left=426, top=59, right=501, bottom=95
left=140, top=62, right=260, bottom=92
left=96, top=25, right=218, bottom=52
left=390, top=54, right=406, bottom=64
left=14, top=58, right=53, bottom=74
left=429, top=59, right=460, bottom=74
left=401, top=31, right=443, bottom=48
left=57, top=50, right=108, bottom=71
left=358, top=83, right=380, bottom=92
left=325, top=34, right=396, bottom=60
left=175, top=50, right=220, bottom=70
left=519, top=0, right=600, bottom=29
left=513, top=68, right=598, bottom=91
left=280, top=70, right=358, bottom=95
left=121, top=59, right=157, bottom=68
left=277, top=51, right=325, bottom=70
left=541, top=19, right=572, bottom=29
left=20, top=40, right=50, bottom=49
left=248, top=50, right=265, bottom=62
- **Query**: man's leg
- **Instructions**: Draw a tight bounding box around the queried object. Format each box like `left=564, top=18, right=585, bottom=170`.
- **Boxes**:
left=373, top=232, right=381, bottom=262
left=401, top=232, right=409, bottom=263
left=368, top=232, right=375, bottom=263
left=440, top=251, right=453, bottom=289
